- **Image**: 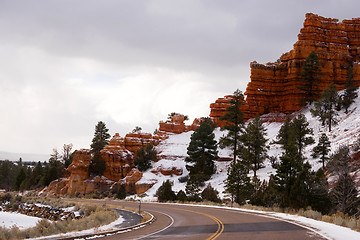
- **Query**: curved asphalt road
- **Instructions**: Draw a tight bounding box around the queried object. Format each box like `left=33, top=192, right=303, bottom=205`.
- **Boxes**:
left=77, top=200, right=326, bottom=240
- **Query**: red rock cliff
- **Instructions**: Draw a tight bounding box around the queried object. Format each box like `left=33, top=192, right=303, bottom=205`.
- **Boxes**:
left=210, top=13, right=360, bottom=125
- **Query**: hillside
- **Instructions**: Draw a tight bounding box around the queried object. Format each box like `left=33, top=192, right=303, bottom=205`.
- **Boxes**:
left=138, top=89, right=360, bottom=201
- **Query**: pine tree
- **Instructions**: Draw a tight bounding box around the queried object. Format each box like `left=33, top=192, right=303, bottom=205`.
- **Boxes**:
left=185, top=176, right=202, bottom=202
left=176, top=190, right=187, bottom=202
left=342, top=64, right=358, bottom=113
left=185, top=118, right=218, bottom=185
left=90, top=121, right=111, bottom=155
left=274, top=141, right=303, bottom=208
left=309, top=168, right=332, bottom=214
left=89, top=121, right=111, bottom=176
left=291, top=114, right=314, bottom=157
left=219, top=89, right=244, bottom=162
left=156, top=180, right=176, bottom=202
left=298, top=51, right=322, bottom=104
left=135, top=143, right=157, bottom=172
left=201, top=184, right=221, bottom=203
left=116, top=184, right=127, bottom=199
left=311, top=83, right=339, bottom=132
left=14, top=167, right=26, bottom=191
left=240, top=115, right=268, bottom=177
left=312, top=133, right=331, bottom=169
left=275, top=117, right=293, bottom=152
left=224, top=160, right=253, bottom=204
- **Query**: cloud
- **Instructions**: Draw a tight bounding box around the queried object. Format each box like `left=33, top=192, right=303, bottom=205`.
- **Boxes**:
left=0, top=0, right=360, bottom=155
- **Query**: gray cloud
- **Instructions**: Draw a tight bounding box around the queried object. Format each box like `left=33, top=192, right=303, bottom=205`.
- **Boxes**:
left=0, top=0, right=359, bottom=155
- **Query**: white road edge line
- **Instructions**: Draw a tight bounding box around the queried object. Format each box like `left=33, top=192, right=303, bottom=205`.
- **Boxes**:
left=134, top=210, right=175, bottom=240
left=144, top=202, right=331, bottom=240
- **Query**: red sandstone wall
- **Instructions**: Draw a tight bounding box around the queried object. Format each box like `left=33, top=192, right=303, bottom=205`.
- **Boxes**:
left=210, top=13, right=360, bottom=125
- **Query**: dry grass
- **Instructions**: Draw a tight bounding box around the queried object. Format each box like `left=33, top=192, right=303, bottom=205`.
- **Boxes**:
left=0, top=200, right=119, bottom=240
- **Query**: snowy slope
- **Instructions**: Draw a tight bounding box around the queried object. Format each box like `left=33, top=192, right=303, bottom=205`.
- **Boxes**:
left=138, top=89, right=360, bottom=201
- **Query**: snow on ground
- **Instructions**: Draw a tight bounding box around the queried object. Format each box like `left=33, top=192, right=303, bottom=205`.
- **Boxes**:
left=0, top=211, right=42, bottom=230
left=137, top=89, right=360, bottom=201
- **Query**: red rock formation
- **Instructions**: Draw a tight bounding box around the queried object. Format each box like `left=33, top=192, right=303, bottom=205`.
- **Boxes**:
left=101, top=135, right=134, bottom=181
left=117, top=168, right=155, bottom=194
left=124, top=132, right=159, bottom=153
left=43, top=132, right=160, bottom=196
left=159, top=114, right=204, bottom=134
left=209, top=95, right=233, bottom=127
left=67, top=149, right=92, bottom=195
left=210, top=13, right=360, bottom=124
left=159, top=114, right=186, bottom=134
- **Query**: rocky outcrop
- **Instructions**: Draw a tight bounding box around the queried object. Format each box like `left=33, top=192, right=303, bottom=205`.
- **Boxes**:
left=116, top=168, right=155, bottom=195
left=101, top=134, right=134, bottom=181
left=159, top=113, right=203, bottom=134
left=211, top=13, right=360, bottom=124
left=66, top=149, right=92, bottom=195
left=43, top=132, right=159, bottom=196
left=151, top=166, right=183, bottom=176
left=209, top=95, right=233, bottom=127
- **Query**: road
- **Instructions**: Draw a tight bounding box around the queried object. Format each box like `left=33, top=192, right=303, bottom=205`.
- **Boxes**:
left=77, top=199, right=326, bottom=240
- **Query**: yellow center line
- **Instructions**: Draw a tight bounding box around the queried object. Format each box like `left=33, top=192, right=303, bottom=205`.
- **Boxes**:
left=161, top=206, right=224, bottom=240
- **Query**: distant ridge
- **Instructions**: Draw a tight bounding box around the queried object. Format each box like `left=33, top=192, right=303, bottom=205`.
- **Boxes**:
left=0, top=151, right=48, bottom=162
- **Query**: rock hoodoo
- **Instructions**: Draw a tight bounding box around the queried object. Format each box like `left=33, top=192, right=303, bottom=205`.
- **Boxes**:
left=210, top=13, right=360, bottom=125
left=159, top=113, right=203, bottom=134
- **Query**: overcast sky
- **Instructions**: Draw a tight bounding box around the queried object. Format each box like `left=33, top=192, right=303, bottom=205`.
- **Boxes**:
left=0, top=0, right=359, bottom=158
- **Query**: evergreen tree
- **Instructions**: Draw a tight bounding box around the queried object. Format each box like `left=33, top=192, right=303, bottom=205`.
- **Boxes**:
left=312, top=133, right=331, bottom=168
left=43, top=159, right=64, bottom=186
left=14, top=167, right=26, bottom=191
left=298, top=51, right=322, bottom=104
left=156, top=180, right=176, bottom=202
left=219, top=89, right=244, bottom=162
left=291, top=114, right=314, bottom=157
left=0, top=160, right=17, bottom=190
left=240, top=115, right=268, bottom=177
left=274, top=141, right=303, bottom=208
left=135, top=143, right=157, bottom=172
left=185, top=118, right=218, bottom=185
left=309, top=168, right=332, bottom=214
left=176, top=190, right=187, bottom=202
left=342, top=64, right=358, bottom=113
left=185, top=176, right=202, bottom=202
left=290, top=161, right=314, bottom=209
left=116, top=185, right=127, bottom=199
left=224, top=160, right=253, bottom=204
left=311, top=83, right=339, bottom=131
left=89, top=121, right=111, bottom=176
left=201, top=184, right=221, bottom=203
left=275, top=117, right=293, bottom=152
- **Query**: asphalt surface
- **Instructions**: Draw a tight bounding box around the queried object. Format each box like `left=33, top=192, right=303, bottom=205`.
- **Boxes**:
left=113, top=209, right=143, bottom=228
left=76, top=200, right=326, bottom=240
